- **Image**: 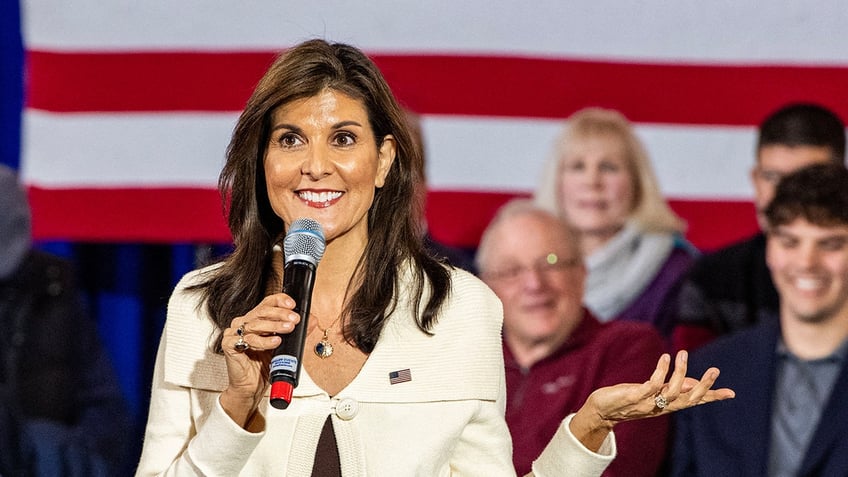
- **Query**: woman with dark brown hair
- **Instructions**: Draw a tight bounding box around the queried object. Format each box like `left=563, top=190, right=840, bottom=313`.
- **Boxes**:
left=136, top=39, right=732, bottom=476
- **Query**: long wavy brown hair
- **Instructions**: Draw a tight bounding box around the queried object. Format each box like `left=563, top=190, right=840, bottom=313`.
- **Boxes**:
left=196, top=39, right=451, bottom=353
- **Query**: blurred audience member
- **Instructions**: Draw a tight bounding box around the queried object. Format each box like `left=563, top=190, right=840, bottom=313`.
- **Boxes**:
left=477, top=199, right=668, bottom=476
left=674, top=103, right=846, bottom=351
left=534, top=107, right=695, bottom=337
left=670, top=163, right=848, bottom=476
left=0, top=165, right=132, bottom=476
left=405, top=110, right=477, bottom=272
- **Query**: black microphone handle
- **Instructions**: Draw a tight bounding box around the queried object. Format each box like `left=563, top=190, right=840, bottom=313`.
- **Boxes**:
left=269, top=259, right=316, bottom=409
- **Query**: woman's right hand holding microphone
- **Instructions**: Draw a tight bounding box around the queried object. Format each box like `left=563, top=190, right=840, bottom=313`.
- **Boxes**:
left=220, top=293, right=302, bottom=430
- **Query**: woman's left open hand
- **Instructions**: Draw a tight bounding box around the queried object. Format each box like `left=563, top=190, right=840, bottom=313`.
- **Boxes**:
left=591, top=350, right=735, bottom=423
left=570, top=350, right=734, bottom=452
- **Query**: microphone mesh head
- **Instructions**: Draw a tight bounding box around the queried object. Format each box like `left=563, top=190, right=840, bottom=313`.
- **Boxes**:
left=283, top=218, right=326, bottom=266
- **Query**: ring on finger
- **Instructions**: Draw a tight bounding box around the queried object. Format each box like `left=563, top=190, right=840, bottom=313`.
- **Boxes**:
left=654, top=393, right=668, bottom=410
left=234, top=324, right=249, bottom=352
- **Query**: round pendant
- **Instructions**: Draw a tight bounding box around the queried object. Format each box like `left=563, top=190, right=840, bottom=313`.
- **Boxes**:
left=315, top=339, right=334, bottom=358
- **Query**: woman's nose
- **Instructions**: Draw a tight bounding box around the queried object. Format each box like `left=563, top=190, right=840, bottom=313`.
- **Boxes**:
left=581, top=166, right=602, bottom=187
left=301, top=145, right=333, bottom=179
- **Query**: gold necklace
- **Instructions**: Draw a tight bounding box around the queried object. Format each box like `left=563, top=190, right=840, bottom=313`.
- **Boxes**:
left=313, top=314, right=341, bottom=359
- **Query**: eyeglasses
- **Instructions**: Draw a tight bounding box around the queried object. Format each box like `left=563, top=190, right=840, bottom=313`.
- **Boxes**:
left=483, top=253, right=582, bottom=284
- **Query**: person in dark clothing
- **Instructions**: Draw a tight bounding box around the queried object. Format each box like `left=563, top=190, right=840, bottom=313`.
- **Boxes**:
left=0, top=386, right=27, bottom=475
left=673, top=103, right=847, bottom=351
left=405, top=109, right=477, bottom=273
left=670, top=163, right=848, bottom=476
left=0, top=165, right=132, bottom=476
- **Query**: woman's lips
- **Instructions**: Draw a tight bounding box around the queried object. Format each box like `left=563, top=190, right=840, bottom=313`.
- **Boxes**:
left=297, top=190, right=343, bottom=208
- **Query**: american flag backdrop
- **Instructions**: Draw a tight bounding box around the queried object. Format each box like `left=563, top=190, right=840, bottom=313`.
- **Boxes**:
left=4, top=1, right=848, bottom=458
left=18, top=0, right=848, bottom=252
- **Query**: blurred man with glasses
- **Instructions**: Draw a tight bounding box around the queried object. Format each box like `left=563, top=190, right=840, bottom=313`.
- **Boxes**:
left=476, top=199, right=667, bottom=477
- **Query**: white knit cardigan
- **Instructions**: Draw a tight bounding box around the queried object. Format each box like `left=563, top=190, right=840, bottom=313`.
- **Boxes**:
left=135, top=264, right=614, bottom=476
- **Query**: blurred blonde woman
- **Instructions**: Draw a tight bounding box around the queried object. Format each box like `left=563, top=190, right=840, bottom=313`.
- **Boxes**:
left=535, top=108, right=696, bottom=337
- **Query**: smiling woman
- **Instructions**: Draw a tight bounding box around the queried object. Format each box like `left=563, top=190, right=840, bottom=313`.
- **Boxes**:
left=535, top=108, right=697, bottom=337
left=263, top=90, right=395, bottom=252
left=135, top=39, right=734, bottom=477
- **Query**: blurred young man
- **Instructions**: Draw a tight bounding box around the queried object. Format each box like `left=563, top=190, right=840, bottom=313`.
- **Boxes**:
left=476, top=199, right=667, bottom=476
left=674, top=103, right=846, bottom=350
left=671, top=163, right=848, bottom=476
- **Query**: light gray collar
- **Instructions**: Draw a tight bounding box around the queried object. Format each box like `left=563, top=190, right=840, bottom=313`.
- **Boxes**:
left=583, top=221, right=674, bottom=320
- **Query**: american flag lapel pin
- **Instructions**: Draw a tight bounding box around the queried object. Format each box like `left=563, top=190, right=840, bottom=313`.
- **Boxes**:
left=389, top=368, right=412, bottom=385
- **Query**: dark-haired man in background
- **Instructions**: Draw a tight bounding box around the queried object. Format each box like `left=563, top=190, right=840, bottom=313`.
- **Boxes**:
left=671, top=162, right=848, bottom=476
left=674, top=103, right=847, bottom=350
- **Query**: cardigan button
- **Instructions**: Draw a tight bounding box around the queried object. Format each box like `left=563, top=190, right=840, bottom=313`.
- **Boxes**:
left=335, top=398, right=359, bottom=420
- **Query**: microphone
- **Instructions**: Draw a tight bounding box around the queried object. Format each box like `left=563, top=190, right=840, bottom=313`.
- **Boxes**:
left=269, top=218, right=325, bottom=410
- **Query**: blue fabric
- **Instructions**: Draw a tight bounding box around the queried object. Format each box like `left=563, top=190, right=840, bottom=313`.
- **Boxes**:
left=770, top=340, right=846, bottom=477
left=0, top=0, right=23, bottom=170
left=670, top=319, right=848, bottom=477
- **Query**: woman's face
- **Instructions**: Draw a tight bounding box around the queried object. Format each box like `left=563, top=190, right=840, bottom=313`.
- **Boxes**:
left=557, top=133, right=635, bottom=239
left=263, top=89, right=396, bottom=247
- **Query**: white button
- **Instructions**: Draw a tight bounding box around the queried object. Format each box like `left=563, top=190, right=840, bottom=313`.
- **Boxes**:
left=335, top=398, right=359, bottom=421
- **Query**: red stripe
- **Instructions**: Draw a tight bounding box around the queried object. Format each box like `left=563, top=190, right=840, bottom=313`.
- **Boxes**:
left=26, top=51, right=276, bottom=114
left=29, top=187, right=757, bottom=251
left=425, top=191, right=758, bottom=252
left=668, top=199, right=758, bottom=252
left=26, top=50, right=848, bottom=125
left=28, top=187, right=231, bottom=243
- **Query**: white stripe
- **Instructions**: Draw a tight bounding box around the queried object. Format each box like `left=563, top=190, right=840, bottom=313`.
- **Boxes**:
left=21, top=111, right=235, bottom=187
left=424, top=116, right=754, bottom=199
left=22, top=111, right=755, bottom=199
left=23, top=0, right=848, bottom=64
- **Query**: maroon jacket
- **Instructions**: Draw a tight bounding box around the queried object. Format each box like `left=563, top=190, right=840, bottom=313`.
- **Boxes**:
left=505, top=310, right=669, bottom=476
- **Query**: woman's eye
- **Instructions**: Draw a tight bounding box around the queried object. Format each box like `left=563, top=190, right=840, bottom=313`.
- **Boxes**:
left=277, top=133, right=302, bottom=148
left=563, top=159, right=584, bottom=172
left=599, top=160, right=620, bottom=172
left=333, top=132, right=356, bottom=146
